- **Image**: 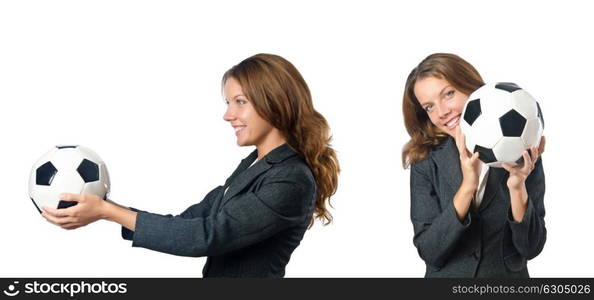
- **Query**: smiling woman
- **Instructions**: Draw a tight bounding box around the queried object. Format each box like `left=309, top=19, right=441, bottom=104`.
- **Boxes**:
left=223, top=77, right=286, bottom=159
left=402, top=53, right=547, bottom=278
left=402, top=53, right=485, bottom=166
left=41, top=53, right=340, bottom=278
left=413, top=76, right=467, bottom=137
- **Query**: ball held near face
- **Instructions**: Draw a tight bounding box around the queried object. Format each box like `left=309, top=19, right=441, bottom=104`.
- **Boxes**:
left=460, top=82, right=544, bottom=167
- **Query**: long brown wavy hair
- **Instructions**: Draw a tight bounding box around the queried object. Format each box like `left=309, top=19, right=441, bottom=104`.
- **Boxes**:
left=402, top=53, right=485, bottom=168
left=223, top=53, right=340, bottom=227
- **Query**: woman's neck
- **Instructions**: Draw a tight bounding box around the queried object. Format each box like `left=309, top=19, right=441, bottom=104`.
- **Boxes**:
left=255, top=131, right=287, bottom=160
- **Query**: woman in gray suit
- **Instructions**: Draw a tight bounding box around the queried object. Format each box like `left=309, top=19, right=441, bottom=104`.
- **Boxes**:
left=402, top=53, right=546, bottom=277
left=41, top=53, right=340, bottom=277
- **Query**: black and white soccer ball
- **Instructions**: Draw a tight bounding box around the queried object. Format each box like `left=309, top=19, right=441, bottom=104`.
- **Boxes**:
left=460, top=82, right=544, bottom=168
left=28, top=145, right=110, bottom=214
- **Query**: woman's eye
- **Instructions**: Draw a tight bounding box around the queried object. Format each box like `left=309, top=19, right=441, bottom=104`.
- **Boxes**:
left=237, top=99, right=247, bottom=105
left=445, top=90, right=455, bottom=98
left=424, top=104, right=434, bottom=112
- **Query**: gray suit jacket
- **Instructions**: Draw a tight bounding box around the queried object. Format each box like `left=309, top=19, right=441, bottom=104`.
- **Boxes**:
left=122, top=144, right=316, bottom=277
left=410, top=137, right=546, bottom=278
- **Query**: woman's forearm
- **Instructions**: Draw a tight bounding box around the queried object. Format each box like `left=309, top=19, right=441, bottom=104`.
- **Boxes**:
left=102, top=200, right=138, bottom=231
left=508, top=183, right=528, bottom=223
left=452, top=182, right=476, bottom=221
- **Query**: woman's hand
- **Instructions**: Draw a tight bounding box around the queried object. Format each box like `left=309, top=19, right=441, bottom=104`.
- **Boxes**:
left=41, top=193, right=106, bottom=230
left=454, top=126, right=481, bottom=190
left=452, top=127, right=482, bottom=221
left=502, top=136, right=546, bottom=190
left=502, top=136, right=545, bottom=222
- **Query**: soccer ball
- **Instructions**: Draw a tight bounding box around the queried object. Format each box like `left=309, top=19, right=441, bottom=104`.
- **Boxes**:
left=29, top=145, right=110, bottom=213
left=460, top=82, right=544, bottom=168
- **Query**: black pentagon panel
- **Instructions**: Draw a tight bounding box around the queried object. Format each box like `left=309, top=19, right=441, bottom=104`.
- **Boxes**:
left=36, top=161, right=58, bottom=186
left=56, top=145, right=78, bottom=149
left=474, top=145, right=497, bottom=164
left=77, top=159, right=100, bottom=183
left=499, top=109, right=526, bottom=137
left=495, top=82, right=521, bottom=93
left=536, top=101, right=545, bottom=129
left=464, top=99, right=482, bottom=126
left=58, top=200, right=78, bottom=209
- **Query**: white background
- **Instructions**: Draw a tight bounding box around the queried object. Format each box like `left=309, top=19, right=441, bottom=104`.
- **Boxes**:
left=1, top=0, right=592, bottom=277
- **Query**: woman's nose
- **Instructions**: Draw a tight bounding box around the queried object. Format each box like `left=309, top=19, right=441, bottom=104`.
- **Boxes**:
left=436, top=102, right=451, bottom=119
left=223, top=106, right=235, bottom=122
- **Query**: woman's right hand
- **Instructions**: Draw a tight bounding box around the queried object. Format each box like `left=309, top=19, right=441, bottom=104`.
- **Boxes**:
left=454, top=126, right=481, bottom=192
left=451, top=126, right=482, bottom=221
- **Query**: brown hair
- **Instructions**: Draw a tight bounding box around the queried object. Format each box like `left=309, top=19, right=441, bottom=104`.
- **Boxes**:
left=223, top=53, right=340, bottom=227
left=402, top=53, right=484, bottom=168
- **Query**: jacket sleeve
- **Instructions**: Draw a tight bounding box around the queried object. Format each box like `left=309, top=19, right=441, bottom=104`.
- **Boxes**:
left=126, top=165, right=314, bottom=257
left=410, top=160, right=471, bottom=269
left=507, top=157, right=546, bottom=259
left=121, top=186, right=223, bottom=241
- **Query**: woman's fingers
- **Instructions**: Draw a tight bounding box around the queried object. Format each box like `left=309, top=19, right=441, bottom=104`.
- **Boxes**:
left=62, top=223, right=81, bottom=230
left=521, top=150, right=533, bottom=173
left=455, top=127, right=471, bottom=158
left=43, top=205, right=79, bottom=218
left=530, top=146, right=539, bottom=167
left=42, top=206, right=68, bottom=218
left=42, top=205, right=82, bottom=228
left=42, top=211, right=75, bottom=226
left=454, top=126, right=462, bottom=150
left=538, top=136, right=546, bottom=155
left=469, top=151, right=479, bottom=163
left=41, top=211, right=57, bottom=224
left=501, top=162, right=514, bottom=173
left=40, top=194, right=100, bottom=230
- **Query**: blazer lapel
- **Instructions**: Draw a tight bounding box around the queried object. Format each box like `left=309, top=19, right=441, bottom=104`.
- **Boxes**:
left=431, top=137, right=463, bottom=196
left=220, top=144, right=298, bottom=207
left=221, top=160, right=272, bottom=205
left=224, top=150, right=258, bottom=187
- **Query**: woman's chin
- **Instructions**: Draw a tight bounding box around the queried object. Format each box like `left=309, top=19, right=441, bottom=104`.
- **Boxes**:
left=236, top=139, right=250, bottom=147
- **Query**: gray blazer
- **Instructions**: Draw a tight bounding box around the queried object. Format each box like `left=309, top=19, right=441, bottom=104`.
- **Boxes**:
left=410, top=137, right=546, bottom=278
left=122, top=144, right=316, bottom=277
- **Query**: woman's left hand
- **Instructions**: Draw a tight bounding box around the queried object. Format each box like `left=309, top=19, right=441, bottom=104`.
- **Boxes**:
left=42, top=193, right=106, bottom=230
left=502, top=136, right=546, bottom=190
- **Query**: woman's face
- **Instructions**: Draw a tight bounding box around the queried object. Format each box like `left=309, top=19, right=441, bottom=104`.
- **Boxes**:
left=413, top=76, right=469, bottom=137
left=223, top=77, right=278, bottom=148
